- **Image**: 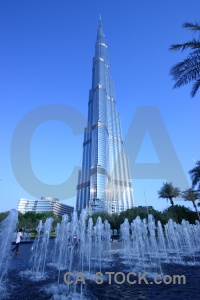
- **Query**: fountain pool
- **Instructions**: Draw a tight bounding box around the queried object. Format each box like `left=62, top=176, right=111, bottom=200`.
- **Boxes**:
left=1, top=210, right=200, bottom=299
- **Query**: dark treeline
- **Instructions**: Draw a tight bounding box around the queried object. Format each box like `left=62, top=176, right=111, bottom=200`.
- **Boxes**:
left=1, top=205, right=196, bottom=232
left=89, top=205, right=198, bottom=230
left=0, top=211, right=62, bottom=232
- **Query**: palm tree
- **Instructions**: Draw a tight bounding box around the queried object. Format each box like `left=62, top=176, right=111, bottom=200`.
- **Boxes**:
left=158, top=182, right=181, bottom=222
left=182, top=188, right=200, bottom=221
left=189, top=161, right=200, bottom=190
left=169, top=22, right=200, bottom=98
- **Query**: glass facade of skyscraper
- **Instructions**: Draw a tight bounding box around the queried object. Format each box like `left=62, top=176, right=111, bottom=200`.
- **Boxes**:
left=76, top=19, right=134, bottom=214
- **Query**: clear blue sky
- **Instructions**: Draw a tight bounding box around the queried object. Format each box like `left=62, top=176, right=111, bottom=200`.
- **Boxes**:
left=1, top=0, right=200, bottom=213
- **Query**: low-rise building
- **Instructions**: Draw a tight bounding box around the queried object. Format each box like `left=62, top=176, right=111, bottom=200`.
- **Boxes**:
left=18, top=196, right=74, bottom=217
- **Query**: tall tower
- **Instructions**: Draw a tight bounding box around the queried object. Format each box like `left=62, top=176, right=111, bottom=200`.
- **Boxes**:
left=76, top=18, right=134, bottom=214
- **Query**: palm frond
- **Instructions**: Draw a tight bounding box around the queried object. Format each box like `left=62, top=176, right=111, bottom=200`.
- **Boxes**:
left=189, top=161, right=200, bottom=188
left=170, top=51, right=200, bottom=91
left=169, top=22, right=200, bottom=97
left=169, top=40, right=200, bottom=52
left=158, top=182, right=181, bottom=199
left=182, top=188, right=200, bottom=201
left=183, top=22, right=200, bottom=32
left=191, top=78, right=200, bottom=97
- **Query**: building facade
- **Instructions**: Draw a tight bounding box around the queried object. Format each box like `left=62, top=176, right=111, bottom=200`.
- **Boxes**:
left=18, top=197, right=74, bottom=217
left=76, top=19, right=134, bottom=214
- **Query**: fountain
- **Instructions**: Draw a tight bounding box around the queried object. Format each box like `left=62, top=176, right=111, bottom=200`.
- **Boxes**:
left=1, top=210, right=200, bottom=299
left=29, top=217, right=54, bottom=279
left=0, top=209, right=18, bottom=294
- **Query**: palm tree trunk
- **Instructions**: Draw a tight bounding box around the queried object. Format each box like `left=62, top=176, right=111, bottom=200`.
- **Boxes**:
left=192, top=200, right=200, bottom=221
left=170, top=198, right=178, bottom=223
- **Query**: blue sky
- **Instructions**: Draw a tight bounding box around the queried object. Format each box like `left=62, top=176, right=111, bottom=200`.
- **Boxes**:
left=1, top=0, right=200, bottom=213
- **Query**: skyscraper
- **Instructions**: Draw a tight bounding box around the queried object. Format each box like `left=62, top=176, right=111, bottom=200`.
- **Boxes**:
left=76, top=18, right=134, bottom=214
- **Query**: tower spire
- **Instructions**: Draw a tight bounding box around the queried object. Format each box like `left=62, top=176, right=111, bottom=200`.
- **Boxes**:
left=97, top=15, right=104, bottom=42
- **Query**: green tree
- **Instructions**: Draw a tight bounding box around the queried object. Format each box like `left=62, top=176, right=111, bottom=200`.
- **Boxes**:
left=158, top=182, right=181, bottom=222
left=189, top=161, right=200, bottom=191
left=163, top=205, right=198, bottom=224
left=169, top=22, right=200, bottom=98
left=17, top=211, right=61, bottom=232
left=0, top=211, right=9, bottom=223
left=182, top=188, right=200, bottom=221
left=88, top=212, right=113, bottom=228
